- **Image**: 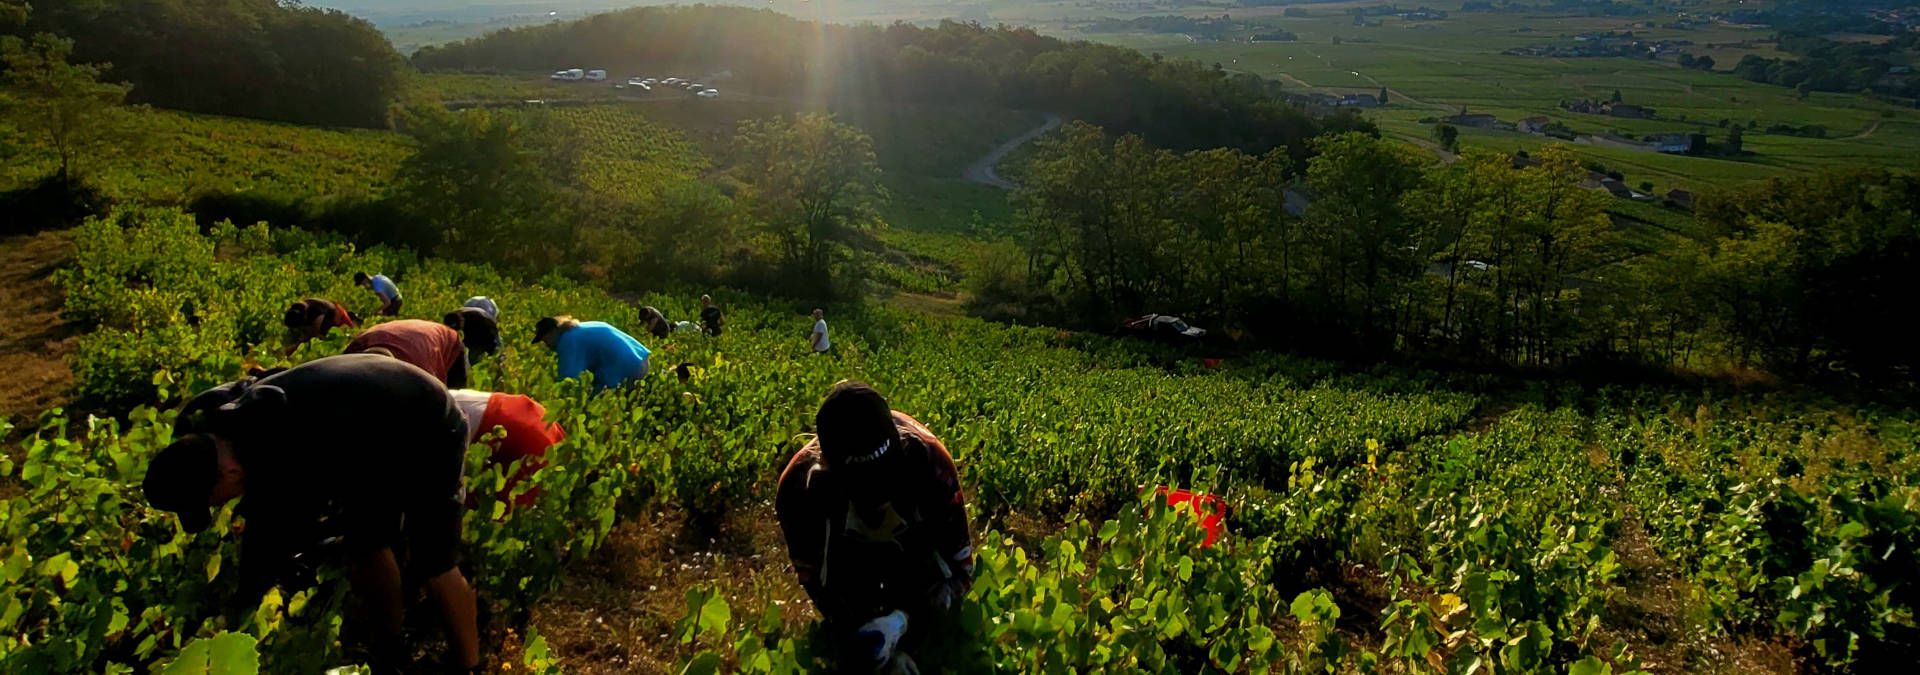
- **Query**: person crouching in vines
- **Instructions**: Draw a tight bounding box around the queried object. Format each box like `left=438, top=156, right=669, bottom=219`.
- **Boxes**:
left=775, top=381, right=975, bottom=673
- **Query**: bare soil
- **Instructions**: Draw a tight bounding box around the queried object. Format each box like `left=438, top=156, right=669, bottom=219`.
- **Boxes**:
left=0, top=230, right=76, bottom=424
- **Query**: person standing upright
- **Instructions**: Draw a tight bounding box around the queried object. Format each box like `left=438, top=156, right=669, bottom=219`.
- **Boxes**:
left=810, top=308, right=831, bottom=355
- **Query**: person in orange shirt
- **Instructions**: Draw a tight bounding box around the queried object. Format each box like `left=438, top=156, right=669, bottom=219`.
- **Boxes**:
left=346, top=319, right=469, bottom=387
left=448, top=389, right=564, bottom=508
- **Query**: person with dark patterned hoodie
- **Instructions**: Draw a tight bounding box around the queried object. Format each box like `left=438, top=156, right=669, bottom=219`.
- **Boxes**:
left=775, top=381, right=973, bottom=674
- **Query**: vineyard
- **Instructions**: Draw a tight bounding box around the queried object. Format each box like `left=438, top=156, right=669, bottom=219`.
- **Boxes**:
left=0, top=206, right=1912, bottom=673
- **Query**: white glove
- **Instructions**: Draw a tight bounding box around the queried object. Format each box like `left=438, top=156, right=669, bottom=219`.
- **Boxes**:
left=855, top=610, right=909, bottom=666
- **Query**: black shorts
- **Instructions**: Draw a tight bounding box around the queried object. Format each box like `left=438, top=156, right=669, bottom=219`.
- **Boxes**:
left=340, top=409, right=467, bottom=581
left=340, top=495, right=464, bottom=583
left=381, top=298, right=403, bottom=316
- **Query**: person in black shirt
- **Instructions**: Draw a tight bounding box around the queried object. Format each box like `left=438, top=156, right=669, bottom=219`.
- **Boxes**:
left=443, top=306, right=501, bottom=357
left=700, top=294, right=723, bottom=336
left=143, top=354, right=479, bottom=673
left=638, top=305, right=671, bottom=340
left=281, top=298, right=357, bottom=355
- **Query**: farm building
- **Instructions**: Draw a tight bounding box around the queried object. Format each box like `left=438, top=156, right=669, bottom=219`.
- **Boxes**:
left=1443, top=113, right=1499, bottom=128
left=1606, top=103, right=1655, bottom=119
left=1598, top=178, right=1637, bottom=199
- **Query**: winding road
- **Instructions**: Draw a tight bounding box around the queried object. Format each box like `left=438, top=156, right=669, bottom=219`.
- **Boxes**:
left=964, top=112, right=1064, bottom=189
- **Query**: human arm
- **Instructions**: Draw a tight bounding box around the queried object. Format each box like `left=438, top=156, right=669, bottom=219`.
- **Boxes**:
left=446, top=345, right=470, bottom=389
left=774, top=448, right=836, bottom=615
left=554, top=339, right=588, bottom=381
left=904, top=419, right=974, bottom=608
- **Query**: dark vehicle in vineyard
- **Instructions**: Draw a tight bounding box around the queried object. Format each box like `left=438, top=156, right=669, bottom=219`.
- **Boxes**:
left=1122, top=314, right=1208, bottom=344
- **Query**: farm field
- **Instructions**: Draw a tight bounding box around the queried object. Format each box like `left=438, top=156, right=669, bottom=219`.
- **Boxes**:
left=0, top=74, right=1029, bottom=300
left=7, top=207, right=1917, bottom=673
left=1066, top=4, right=1920, bottom=194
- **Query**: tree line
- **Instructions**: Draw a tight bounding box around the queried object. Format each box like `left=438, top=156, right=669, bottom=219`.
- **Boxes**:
left=11, top=0, right=402, bottom=127
left=1734, top=31, right=1920, bottom=100
left=411, top=5, right=1373, bottom=159
left=998, top=122, right=1920, bottom=384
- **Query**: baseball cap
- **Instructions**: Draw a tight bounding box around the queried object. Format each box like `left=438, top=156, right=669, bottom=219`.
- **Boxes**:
left=531, top=316, right=560, bottom=345
left=815, top=381, right=901, bottom=470
left=143, top=434, right=220, bottom=533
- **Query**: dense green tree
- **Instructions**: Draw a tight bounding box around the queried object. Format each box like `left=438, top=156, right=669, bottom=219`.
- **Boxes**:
left=1432, top=123, right=1460, bottom=152
left=1302, top=132, right=1425, bottom=347
left=1, top=0, right=26, bottom=27
left=393, top=108, right=577, bottom=269
left=733, top=114, right=885, bottom=294
left=1694, top=170, right=1920, bottom=380
left=1014, top=121, right=1292, bottom=324
left=0, top=33, right=127, bottom=183
left=24, top=0, right=402, bottom=127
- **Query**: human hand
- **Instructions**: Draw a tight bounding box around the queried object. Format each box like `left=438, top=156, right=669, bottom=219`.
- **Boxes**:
left=853, top=610, right=908, bottom=667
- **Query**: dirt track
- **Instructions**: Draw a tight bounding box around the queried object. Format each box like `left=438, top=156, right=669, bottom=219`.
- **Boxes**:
left=0, top=230, right=75, bottom=422
left=962, top=112, right=1063, bottom=189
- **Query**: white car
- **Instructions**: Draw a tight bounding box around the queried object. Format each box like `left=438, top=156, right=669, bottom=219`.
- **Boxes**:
left=626, top=77, right=647, bottom=86
left=585, top=69, right=608, bottom=81
left=696, top=89, right=720, bottom=99
left=550, top=68, right=584, bottom=81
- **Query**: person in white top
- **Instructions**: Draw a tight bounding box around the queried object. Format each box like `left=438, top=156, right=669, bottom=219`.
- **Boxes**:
left=810, top=308, right=830, bottom=354
left=462, top=296, right=499, bottom=321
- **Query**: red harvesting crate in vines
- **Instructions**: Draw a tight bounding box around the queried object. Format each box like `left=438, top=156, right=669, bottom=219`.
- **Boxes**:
left=1151, top=486, right=1225, bottom=548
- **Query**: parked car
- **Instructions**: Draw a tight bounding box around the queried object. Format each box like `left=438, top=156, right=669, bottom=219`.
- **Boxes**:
left=551, top=68, right=585, bottom=81
left=627, top=77, right=647, bottom=86
left=696, top=88, right=720, bottom=99
left=585, top=69, right=608, bottom=81
left=1122, top=314, right=1208, bottom=343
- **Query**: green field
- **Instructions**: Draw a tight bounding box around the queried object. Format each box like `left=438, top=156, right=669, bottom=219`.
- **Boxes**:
left=9, top=199, right=1917, bottom=673
left=354, top=0, right=1920, bottom=197
left=1073, top=5, right=1920, bottom=193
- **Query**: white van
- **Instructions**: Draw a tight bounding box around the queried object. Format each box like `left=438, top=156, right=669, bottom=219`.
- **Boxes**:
left=585, top=69, right=607, bottom=81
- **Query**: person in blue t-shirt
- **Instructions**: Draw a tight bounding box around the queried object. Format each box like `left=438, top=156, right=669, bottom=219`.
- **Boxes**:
left=531, top=315, right=652, bottom=389
left=354, top=272, right=404, bottom=316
